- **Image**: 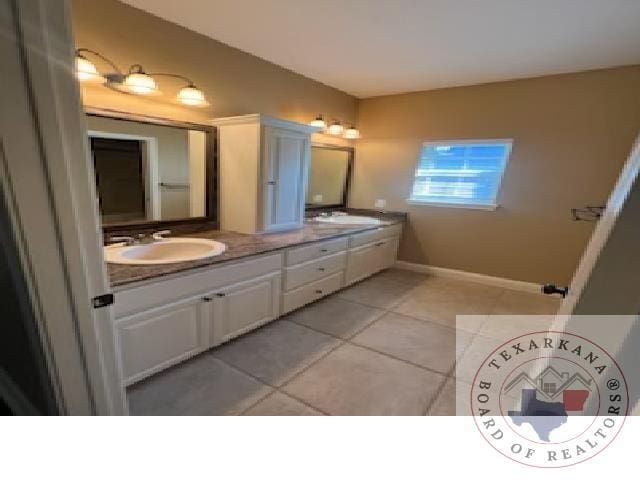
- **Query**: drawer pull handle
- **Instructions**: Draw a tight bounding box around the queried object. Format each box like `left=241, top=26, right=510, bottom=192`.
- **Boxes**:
left=315, top=289, right=323, bottom=294
left=375, top=241, right=384, bottom=247
left=319, top=248, right=328, bottom=253
left=215, top=293, right=226, bottom=298
left=318, top=267, right=325, bottom=272
left=202, top=296, right=212, bottom=302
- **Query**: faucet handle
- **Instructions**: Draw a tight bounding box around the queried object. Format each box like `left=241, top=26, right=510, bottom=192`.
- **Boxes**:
left=152, top=230, right=171, bottom=241
left=107, top=235, right=135, bottom=246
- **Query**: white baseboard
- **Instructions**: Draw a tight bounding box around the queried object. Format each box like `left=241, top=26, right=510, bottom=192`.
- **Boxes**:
left=394, top=261, right=542, bottom=294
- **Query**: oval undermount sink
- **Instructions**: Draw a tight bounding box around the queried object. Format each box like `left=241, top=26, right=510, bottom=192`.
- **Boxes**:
left=104, top=238, right=226, bottom=265
left=314, top=215, right=383, bottom=226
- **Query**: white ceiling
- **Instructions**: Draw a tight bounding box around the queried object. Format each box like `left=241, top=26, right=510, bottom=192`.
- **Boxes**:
left=121, top=0, right=640, bottom=98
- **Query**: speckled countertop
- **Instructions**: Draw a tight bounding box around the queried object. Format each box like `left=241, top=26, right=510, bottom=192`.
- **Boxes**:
left=107, top=210, right=405, bottom=289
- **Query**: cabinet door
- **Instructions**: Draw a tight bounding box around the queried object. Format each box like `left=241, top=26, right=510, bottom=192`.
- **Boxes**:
left=262, top=126, right=309, bottom=231
left=345, top=236, right=400, bottom=285
left=116, top=296, right=207, bottom=386
left=209, top=271, right=282, bottom=345
left=379, top=236, right=400, bottom=270
left=345, top=242, right=380, bottom=286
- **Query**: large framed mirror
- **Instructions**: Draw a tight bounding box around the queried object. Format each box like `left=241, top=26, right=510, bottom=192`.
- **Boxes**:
left=85, top=108, right=216, bottom=230
left=306, top=145, right=354, bottom=209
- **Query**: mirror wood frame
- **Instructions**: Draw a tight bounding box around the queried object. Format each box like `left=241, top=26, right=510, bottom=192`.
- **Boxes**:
left=85, top=107, right=218, bottom=232
left=306, top=143, right=354, bottom=210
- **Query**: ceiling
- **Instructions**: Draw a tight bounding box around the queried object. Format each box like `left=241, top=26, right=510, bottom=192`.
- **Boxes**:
left=121, top=0, right=640, bottom=98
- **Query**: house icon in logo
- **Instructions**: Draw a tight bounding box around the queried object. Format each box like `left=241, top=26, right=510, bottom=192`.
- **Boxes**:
left=504, top=366, right=592, bottom=413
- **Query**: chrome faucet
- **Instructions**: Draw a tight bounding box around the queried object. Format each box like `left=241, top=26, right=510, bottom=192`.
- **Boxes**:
left=107, top=230, right=171, bottom=246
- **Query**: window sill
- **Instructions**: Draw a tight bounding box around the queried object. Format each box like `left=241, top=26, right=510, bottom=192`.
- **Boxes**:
left=406, top=199, right=498, bottom=211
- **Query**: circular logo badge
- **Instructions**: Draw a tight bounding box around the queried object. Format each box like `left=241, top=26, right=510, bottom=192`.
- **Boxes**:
left=471, top=331, right=628, bottom=468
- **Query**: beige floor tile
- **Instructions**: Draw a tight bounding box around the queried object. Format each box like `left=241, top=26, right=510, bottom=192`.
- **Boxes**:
left=374, top=268, right=430, bottom=286
left=478, top=314, right=555, bottom=342
left=491, top=290, right=560, bottom=315
left=242, top=392, right=323, bottom=416
left=127, top=354, right=272, bottom=416
left=286, top=296, right=385, bottom=339
left=283, top=344, right=445, bottom=415
left=351, top=312, right=473, bottom=374
left=212, top=320, right=341, bottom=386
left=337, top=275, right=417, bottom=309
left=455, top=334, right=504, bottom=383
left=393, top=278, right=504, bottom=331
left=427, top=378, right=472, bottom=416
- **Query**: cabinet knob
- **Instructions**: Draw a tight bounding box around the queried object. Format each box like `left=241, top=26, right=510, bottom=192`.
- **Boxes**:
left=215, top=292, right=226, bottom=298
left=319, top=248, right=328, bottom=253
left=202, top=296, right=212, bottom=302
left=315, top=289, right=323, bottom=294
left=318, top=267, right=325, bottom=272
left=267, top=181, right=276, bottom=185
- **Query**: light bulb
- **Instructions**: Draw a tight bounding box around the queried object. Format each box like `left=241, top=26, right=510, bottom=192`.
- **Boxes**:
left=344, top=126, right=360, bottom=139
left=327, top=121, right=344, bottom=136
left=177, top=85, right=207, bottom=106
left=75, top=56, right=101, bottom=82
left=125, top=72, right=158, bottom=94
left=309, top=115, right=326, bottom=128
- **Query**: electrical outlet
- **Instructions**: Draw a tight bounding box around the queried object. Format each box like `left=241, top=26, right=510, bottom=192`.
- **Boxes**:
left=374, top=199, right=386, bottom=209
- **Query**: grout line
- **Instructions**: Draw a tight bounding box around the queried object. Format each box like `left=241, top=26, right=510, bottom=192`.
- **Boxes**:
left=422, top=374, right=451, bottom=416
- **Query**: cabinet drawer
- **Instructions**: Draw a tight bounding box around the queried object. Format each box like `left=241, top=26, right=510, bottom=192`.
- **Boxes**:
left=282, top=271, right=344, bottom=314
left=284, top=251, right=346, bottom=291
left=349, top=224, right=402, bottom=248
left=116, top=296, right=207, bottom=386
left=285, top=237, right=348, bottom=266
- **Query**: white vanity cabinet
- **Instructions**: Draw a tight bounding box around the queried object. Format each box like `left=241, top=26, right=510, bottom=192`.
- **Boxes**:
left=214, top=114, right=318, bottom=234
left=112, top=223, right=403, bottom=388
left=116, top=295, right=208, bottom=386
left=206, top=271, right=282, bottom=346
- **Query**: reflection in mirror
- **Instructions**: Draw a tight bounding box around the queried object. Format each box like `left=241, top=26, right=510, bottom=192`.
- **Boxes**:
left=86, top=114, right=211, bottom=226
left=306, top=146, right=353, bottom=208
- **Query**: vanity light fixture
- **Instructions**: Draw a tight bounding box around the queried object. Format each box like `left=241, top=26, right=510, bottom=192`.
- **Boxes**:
left=74, top=48, right=209, bottom=107
left=343, top=126, right=360, bottom=139
left=123, top=65, right=158, bottom=95
left=327, top=120, right=344, bottom=136
left=309, top=114, right=326, bottom=129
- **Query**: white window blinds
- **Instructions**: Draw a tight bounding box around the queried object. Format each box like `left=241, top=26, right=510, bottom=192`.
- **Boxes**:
left=409, top=140, right=512, bottom=208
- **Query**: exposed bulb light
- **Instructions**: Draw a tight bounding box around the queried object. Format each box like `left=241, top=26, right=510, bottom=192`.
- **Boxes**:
left=344, top=126, right=360, bottom=139
left=327, top=120, right=344, bottom=136
left=177, top=85, right=207, bottom=106
left=124, top=66, right=158, bottom=95
left=309, top=114, right=326, bottom=129
left=75, top=55, right=101, bottom=82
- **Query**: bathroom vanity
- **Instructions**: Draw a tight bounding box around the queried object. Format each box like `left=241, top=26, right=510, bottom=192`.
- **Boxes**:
left=109, top=217, right=403, bottom=387
left=87, top=109, right=404, bottom=389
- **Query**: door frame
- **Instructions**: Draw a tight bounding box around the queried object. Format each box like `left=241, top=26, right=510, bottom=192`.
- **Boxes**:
left=87, top=130, right=161, bottom=221
left=1, top=0, right=125, bottom=414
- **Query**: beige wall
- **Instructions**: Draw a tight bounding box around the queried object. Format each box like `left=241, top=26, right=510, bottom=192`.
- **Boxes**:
left=72, top=0, right=356, bottom=127
left=352, top=66, right=640, bottom=284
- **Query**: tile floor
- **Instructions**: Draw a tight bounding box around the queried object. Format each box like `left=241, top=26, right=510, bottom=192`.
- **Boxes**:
left=127, top=269, right=560, bottom=416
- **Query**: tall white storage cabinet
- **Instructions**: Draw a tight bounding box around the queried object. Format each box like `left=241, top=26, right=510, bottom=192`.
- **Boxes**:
left=213, top=114, right=318, bottom=234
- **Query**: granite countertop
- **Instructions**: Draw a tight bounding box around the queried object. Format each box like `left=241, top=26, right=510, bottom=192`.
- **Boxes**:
left=107, top=210, right=406, bottom=289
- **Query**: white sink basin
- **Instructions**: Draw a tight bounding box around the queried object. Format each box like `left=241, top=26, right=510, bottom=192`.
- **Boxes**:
left=104, top=238, right=226, bottom=265
left=314, top=215, right=383, bottom=226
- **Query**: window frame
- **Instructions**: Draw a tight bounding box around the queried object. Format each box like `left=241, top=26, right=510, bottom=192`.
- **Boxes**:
left=407, top=138, right=513, bottom=211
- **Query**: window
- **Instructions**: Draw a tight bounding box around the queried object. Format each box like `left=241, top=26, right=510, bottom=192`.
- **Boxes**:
left=408, top=139, right=512, bottom=209
left=543, top=383, right=557, bottom=395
